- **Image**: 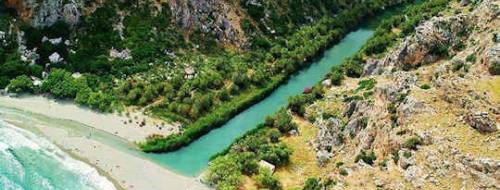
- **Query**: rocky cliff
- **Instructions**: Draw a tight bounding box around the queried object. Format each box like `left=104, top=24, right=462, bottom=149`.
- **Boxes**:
left=4, top=0, right=346, bottom=47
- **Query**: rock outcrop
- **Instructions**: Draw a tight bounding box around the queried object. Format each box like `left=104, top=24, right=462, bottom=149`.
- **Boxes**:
left=6, top=0, right=84, bottom=27
left=167, top=0, right=245, bottom=46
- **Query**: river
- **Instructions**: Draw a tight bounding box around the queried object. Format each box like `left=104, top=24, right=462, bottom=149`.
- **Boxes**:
left=148, top=28, right=375, bottom=176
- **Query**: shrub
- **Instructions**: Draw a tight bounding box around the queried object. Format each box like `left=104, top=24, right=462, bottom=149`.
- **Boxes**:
left=330, top=67, right=344, bottom=86
left=7, top=75, right=34, bottom=94
left=256, top=168, right=282, bottom=190
left=420, top=84, right=431, bottom=90
left=303, top=178, right=320, bottom=190
left=258, top=143, right=292, bottom=166
left=273, top=108, right=298, bottom=134
left=354, top=150, right=377, bottom=165
left=288, top=94, right=313, bottom=116
left=236, top=152, right=259, bottom=175
left=339, top=168, right=348, bottom=176
left=356, top=78, right=376, bottom=91
left=391, top=149, right=400, bottom=163
left=403, top=136, right=422, bottom=150
left=465, top=54, right=476, bottom=63
left=205, top=156, right=242, bottom=190
left=41, top=69, right=79, bottom=98
left=342, top=59, right=364, bottom=78
left=489, top=62, right=500, bottom=75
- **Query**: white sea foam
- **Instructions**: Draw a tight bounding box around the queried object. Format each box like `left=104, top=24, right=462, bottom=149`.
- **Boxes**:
left=0, top=175, right=24, bottom=190
left=0, top=120, right=117, bottom=190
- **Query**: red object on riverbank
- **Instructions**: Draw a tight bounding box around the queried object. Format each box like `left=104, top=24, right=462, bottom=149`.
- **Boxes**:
left=303, top=87, right=312, bottom=94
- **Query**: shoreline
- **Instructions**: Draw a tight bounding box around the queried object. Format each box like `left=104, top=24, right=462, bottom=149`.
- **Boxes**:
left=0, top=95, right=210, bottom=190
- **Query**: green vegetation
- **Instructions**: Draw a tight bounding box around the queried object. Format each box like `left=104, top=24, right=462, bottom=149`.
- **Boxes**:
left=206, top=111, right=295, bottom=189
left=465, top=53, right=476, bottom=63
left=339, top=168, right=349, bottom=176
left=354, top=150, right=377, bottom=165
left=288, top=94, right=317, bottom=116
left=420, top=84, right=431, bottom=90
left=403, top=136, right=423, bottom=150
left=204, top=156, right=242, bottom=190
left=256, top=168, right=282, bottom=190
left=7, top=75, right=34, bottom=94
left=329, top=66, right=345, bottom=86
left=489, top=62, right=500, bottom=75
left=356, top=78, right=377, bottom=92
left=302, top=178, right=335, bottom=190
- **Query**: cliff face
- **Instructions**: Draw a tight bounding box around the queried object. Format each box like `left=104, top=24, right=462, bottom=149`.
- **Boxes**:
left=5, top=0, right=83, bottom=27
left=5, top=0, right=366, bottom=47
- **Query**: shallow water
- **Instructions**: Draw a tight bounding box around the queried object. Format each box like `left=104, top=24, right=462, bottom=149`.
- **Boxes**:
left=0, top=119, right=116, bottom=190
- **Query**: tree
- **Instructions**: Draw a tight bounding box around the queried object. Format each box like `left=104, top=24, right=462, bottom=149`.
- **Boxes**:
left=258, top=143, right=292, bottom=166
left=330, top=66, right=344, bottom=86
left=256, top=168, right=282, bottom=190
left=236, top=152, right=259, bottom=175
left=273, top=108, right=297, bottom=134
left=303, top=178, right=321, bottom=190
left=205, top=156, right=242, bottom=190
left=288, top=95, right=313, bottom=116
left=41, top=69, right=79, bottom=98
left=7, top=75, right=34, bottom=94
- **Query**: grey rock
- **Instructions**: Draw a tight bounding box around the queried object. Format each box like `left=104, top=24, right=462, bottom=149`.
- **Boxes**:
left=465, top=111, right=498, bottom=133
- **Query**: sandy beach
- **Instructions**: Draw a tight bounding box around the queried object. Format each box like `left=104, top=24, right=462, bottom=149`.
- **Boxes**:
left=0, top=95, right=210, bottom=190
left=0, top=95, right=177, bottom=142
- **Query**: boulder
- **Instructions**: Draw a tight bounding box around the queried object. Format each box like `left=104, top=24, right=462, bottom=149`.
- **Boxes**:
left=258, top=160, right=275, bottom=173
left=465, top=111, right=498, bottom=133
left=321, top=79, right=332, bottom=87
left=49, top=52, right=63, bottom=63
left=109, top=48, right=132, bottom=60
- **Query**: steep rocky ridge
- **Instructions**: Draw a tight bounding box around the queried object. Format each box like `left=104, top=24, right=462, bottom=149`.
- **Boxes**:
left=272, top=0, right=499, bottom=189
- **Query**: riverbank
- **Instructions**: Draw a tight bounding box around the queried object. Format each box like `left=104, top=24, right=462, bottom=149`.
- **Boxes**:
left=0, top=96, right=210, bottom=190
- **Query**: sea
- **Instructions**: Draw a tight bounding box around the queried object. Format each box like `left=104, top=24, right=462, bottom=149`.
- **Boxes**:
left=0, top=120, right=116, bottom=190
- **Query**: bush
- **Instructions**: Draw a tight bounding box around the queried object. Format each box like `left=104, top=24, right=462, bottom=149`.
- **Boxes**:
left=339, top=168, right=348, bottom=176
left=271, top=108, right=298, bottom=134
left=403, top=136, right=422, bottom=150
left=7, top=75, right=34, bottom=94
left=465, top=54, right=476, bottom=63
left=354, top=150, right=377, bottom=165
left=356, top=78, right=377, bottom=91
left=41, top=69, right=79, bottom=98
left=489, top=62, right=500, bottom=75
left=420, top=84, right=431, bottom=90
left=256, top=168, right=282, bottom=190
left=303, top=178, right=335, bottom=190
left=258, top=143, right=292, bottom=166
left=303, top=178, right=320, bottom=190
left=288, top=94, right=314, bottom=116
left=330, top=67, right=344, bottom=86
left=205, top=156, right=242, bottom=190
left=235, top=152, right=259, bottom=175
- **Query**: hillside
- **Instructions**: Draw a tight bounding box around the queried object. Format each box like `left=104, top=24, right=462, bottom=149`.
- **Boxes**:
left=0, top=0, right=411, bottom=151
left=205, top=0, right=499, bottom=189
